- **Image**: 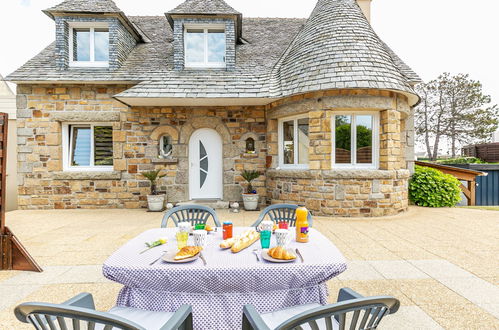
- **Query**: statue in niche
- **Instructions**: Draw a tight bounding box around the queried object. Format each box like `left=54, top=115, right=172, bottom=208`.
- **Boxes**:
left=245, top=137, right=256, bottom=154
left=159, top=135, right=173, bottom=158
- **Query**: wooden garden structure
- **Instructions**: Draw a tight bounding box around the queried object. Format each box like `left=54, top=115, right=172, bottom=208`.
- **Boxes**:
left=0, top=113, right=41, bottom=272
left=415, top=161, right=487, bottom=206
left=462, top=143, right=499, bottom=163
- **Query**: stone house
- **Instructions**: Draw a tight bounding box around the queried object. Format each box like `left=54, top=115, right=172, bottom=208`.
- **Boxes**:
left=7, top=0, right=421, bottom=216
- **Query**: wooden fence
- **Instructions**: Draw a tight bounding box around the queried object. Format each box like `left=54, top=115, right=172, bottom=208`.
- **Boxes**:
left=462, top=143, right=499, bottom=163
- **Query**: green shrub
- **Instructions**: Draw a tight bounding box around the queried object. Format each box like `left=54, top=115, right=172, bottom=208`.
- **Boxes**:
left=409, top=165, right=462, bottom=207
left=437, top=157, right=486, bottom=164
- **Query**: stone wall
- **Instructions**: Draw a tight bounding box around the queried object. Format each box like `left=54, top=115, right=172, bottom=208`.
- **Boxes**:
left=265, top=89, right=412, bottom=216
left=15, top=84, right=266, bottom=209
left=16, top=85, right=414, bottom=216
left=267, top=169, right=409, bottom=217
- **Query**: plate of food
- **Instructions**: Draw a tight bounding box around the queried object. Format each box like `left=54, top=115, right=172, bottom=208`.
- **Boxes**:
left=261, top=246, right=297, bottom=263
left=163, top=246, right=203, bottom=263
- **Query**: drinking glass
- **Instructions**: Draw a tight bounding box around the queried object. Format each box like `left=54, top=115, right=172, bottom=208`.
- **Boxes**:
left=193, top=230, right=208, bottom=248
left=176, top=231, right=189, bottom=250
left=275, top=229, right=290, bottom=247
left=260, top=230, right=271, bottom=249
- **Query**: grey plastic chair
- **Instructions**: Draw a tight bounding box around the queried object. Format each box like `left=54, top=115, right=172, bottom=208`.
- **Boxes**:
left=161, top=204, right=221, bottom=228
left=15, top=292, right=193, bottom=330
left=251, top=204, right=313, bottom=227
left=242, top=288, right=399, bottom=330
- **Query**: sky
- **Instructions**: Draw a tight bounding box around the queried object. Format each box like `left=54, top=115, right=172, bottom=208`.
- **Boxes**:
left=0, top=0, right=498, bottom=112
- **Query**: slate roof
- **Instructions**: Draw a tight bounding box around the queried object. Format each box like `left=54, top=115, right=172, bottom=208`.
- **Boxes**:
left=42, top=0, right=142, bottom=40
left=8, top=0, right=421, bottom=105
left=165, top=0, right=242, bottom=39
left=43, top=0, right=122, bottom=18
left=167, top=0, right=240, bottom=15
left=274, top=0, right=420, bottom=99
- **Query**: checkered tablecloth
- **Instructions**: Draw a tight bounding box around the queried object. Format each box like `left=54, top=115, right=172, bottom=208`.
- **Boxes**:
left=103, top=227, right=347, bottom=330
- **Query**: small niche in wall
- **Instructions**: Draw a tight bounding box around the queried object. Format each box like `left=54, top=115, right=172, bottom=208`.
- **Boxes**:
left=245, top=137, right=256, bottom=154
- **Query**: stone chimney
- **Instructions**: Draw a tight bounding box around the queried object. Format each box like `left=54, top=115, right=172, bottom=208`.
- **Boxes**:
left=357, top=0, right=372, bottom=22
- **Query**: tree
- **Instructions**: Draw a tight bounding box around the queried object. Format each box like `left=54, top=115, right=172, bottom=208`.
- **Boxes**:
left=415, top=73, right=498, bottom=160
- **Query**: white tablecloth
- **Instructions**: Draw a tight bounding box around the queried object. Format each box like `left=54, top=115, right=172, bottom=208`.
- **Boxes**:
left=103, top=227, right=347, bottom=330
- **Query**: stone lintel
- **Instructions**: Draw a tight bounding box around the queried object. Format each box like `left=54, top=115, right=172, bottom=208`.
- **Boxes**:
left=53, top=171, right=122, bottom=180
left=267, top=169, right=410, bottom=180
left=51, top=112, right=121, bottom=122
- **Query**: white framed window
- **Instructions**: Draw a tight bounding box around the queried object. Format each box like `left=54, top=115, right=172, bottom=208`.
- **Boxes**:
left=278, top=115, right=310, bottom=169
left=68, top=22, right=109, bottom=67
left=62, top=123, right=114, bottom=171
left=331, top=112, right=379, bottom=169
left=184, top=24, right=226, bottom=68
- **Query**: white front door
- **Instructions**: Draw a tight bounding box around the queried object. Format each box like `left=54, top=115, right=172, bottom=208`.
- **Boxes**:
left=189, top=128, right=223, bottom=200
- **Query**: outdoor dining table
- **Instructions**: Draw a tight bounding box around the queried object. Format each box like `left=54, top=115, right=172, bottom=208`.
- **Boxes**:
left=103, top=227, right=347, bottom=330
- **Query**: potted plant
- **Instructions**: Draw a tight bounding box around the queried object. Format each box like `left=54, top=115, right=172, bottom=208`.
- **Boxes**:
left=141, top=169, right=167, bottom=211
left=241, top=170, right=262, bottom=211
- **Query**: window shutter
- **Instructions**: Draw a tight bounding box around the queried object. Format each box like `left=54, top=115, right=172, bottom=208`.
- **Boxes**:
left=94, top=126, right=113, bottom=166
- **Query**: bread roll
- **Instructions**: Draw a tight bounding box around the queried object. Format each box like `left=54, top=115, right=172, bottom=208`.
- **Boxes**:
left=220, top=230, right=253, bottom=249
left=231, top=231, right=260, bottom=253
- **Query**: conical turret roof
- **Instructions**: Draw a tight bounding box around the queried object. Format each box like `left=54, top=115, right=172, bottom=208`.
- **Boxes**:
left=274, top=0, right=419, bottom=103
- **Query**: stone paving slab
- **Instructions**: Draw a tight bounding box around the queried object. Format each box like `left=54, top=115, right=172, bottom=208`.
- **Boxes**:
left=0, top=206, right=498, bottom=329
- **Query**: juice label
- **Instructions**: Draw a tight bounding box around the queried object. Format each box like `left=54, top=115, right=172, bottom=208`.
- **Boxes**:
left=300, top=227, right=309, bottom=235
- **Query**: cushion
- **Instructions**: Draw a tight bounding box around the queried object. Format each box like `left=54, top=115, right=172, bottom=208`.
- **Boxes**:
left=107, top=306, right=175, bottom=330
left=260, top=303, right=339, bottom=329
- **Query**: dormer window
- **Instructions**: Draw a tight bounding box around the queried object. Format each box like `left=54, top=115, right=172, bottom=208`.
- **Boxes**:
left=69, top=23, right=109, bottom=67
left=184, top=25, right=226, bottom=68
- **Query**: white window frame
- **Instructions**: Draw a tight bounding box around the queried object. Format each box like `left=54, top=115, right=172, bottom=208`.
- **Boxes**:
left=62, top=123, right=113, bottom=172
left=278, top=114, right=310, bottom=170
left=68, top=22, right=110, bottom=68
left=331, top=111, right=380, bottom=169
left=184, top=24, right=226, bottom=69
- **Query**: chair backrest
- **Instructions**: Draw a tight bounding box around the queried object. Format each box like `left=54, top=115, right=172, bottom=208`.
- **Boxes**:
left=161, top=205, right=221, bottom=228
left=252, top=204, right=313, bottom=227
left=277, top=296, right=399, bottom=330
left=15, top=302, right=145, bottom=330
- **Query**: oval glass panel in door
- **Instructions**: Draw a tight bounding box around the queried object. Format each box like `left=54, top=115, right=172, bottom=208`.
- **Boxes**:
left=199, top=141, right=209, bottom=188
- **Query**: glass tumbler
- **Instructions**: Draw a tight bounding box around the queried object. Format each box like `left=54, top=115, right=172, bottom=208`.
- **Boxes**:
left=260, top=230, right=271, bottom=249
left=176, top=231, right=189, bottom=250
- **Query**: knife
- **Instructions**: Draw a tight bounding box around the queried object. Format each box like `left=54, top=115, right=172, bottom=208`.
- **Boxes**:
left=295, top=248, right=304, bottom=263
left=199, top=252, right=207, bottom=266
left=149, top=250, right=168, bottom=266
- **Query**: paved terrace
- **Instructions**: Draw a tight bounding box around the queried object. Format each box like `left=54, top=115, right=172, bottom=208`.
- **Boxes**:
left=0, top=206, right=498, bottom=329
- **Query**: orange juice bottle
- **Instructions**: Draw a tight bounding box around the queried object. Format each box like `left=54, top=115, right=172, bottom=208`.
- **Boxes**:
left=295, top=207, right=309, bottom=243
